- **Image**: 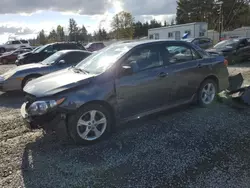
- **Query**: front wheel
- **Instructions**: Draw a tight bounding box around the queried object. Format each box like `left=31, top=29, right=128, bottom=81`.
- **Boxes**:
left=198, top=79, right=218, bottom=107
left=22, top=75, right=40, bottom=89
left=68, top=104, right=112, bottom=145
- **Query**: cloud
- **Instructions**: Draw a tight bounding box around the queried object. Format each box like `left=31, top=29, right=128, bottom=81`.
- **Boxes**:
left=135, top=14, right=176, bottom=25
left=120, top=0, right=177, bottom=15
left=0, top=26, right=34, bottom=35
left=0, top=0, right=177, bottom=16
left=0, top=0, right=113, bottom=15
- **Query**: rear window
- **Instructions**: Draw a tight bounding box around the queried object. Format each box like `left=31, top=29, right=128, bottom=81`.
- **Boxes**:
left=20, top=40, right=28, bottom=44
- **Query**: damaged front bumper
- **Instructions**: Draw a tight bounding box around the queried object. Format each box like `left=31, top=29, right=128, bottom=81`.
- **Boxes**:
left=20, top=102, right=69, bottom=136
left=227, top=73, right=250, bottom=106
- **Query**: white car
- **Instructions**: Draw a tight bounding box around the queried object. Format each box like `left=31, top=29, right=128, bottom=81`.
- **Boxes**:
left=0, top=40, right=30, bottom=53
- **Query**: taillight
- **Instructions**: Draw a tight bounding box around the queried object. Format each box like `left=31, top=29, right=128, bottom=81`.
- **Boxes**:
left=224, top=59, right=228, bottom=67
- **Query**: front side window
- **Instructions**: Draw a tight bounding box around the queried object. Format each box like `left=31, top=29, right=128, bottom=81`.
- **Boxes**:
left=124, top=45, right=163, bottom=72
left=20, top=40, right=28, bottom=44
left=149, top=35, right=154, bottom=39
left=168, top=32, right=173, bottom=38
left=165, top=45, right=200, bottom=63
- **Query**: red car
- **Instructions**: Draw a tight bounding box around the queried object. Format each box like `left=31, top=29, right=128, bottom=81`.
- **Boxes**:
left=0, top=48, right=31, bottom=64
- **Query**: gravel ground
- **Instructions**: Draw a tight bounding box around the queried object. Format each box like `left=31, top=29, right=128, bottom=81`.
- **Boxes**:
left=0, top=63, right=250, bottom=188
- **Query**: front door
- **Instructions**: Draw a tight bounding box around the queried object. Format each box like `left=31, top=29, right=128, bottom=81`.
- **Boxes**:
left=115, top=43, right=170, bottom=119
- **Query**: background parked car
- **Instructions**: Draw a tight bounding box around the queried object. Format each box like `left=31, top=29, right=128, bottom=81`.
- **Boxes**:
left=183, top=37, right=213, bottom=49
left=0, top=40, right=30, bottom=53
left=0, top=48, right=33, bottom=64
left=85, top=42, right=105, bottom=52
left=15, top=42, right=86, bottom=66
left=21, top=40, right=229, bottom=145
left=0, top=50, right=91, bottom=92
left=206, top=37, right=250, bottom=64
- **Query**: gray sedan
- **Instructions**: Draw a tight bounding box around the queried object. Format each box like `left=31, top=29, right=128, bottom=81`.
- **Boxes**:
left=0, top=50, right=91, bottom=92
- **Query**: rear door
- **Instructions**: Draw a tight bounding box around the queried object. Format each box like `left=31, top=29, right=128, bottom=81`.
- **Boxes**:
left=237, top=39, right=250, bottom=60
left=163, top=42, right=205, bottom=104
left=12, top=40, right=21, bottom=49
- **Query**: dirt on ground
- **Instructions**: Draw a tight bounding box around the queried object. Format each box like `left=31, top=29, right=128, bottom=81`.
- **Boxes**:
left=0, top=64, right=250, bottom=188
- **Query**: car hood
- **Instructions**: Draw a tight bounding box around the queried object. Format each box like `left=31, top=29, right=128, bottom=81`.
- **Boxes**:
left=20, top=51, right=32, bottom=57
left=23, top=68, right=95, bottom=98
left=0, top=52, right=12, bottom=57
left=206, top=47, right=234, bottom=53
left=14, top=63, right=47, bottom=72
left=18, top=51, right=36, bottom=59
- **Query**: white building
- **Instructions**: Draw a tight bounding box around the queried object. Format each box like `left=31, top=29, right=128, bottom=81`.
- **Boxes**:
left=148, top=22, right=208, bottom=40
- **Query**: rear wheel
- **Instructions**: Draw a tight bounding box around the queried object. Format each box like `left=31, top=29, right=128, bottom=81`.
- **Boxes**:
left=2, top=58, right=7, bottom=64
left=68, top=104, right=112, bottom=145
left=0, top=48, right=5, bottom=53
left=198, top=79, right=218, bottom=107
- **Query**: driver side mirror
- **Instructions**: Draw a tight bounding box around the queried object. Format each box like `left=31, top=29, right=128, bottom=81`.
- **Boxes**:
left=121, top=65, right=133, bottom=75
left=58, top=60, right=66, bottom=65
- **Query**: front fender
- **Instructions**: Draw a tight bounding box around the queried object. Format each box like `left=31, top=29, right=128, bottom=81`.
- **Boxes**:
left=58, top=81, right=116, bottom=112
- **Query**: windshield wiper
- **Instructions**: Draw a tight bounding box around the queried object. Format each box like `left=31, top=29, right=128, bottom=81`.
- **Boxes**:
left=73, top=67, right=89, bottom=74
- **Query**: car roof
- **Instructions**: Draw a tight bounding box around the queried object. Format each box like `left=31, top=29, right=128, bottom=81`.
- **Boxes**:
left=57, top=49, right=92, bottom=53
left=112, top=39, right=190, bottom=48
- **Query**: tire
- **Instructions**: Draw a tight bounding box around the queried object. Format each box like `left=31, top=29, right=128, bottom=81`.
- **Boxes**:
left=197, top=79, right=218, bottom=107
left=22, top=75, right=40, bottom=89
left=2, top=59, right=8, bottom=64
left=67, top=103, right=112, bottom=145
left=0, top=48, right=5, bottom=53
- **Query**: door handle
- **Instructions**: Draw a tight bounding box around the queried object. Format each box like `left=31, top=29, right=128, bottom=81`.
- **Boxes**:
left=158, top=72, right=167, bottom=78
left=197, top=64, right=202, bottom=68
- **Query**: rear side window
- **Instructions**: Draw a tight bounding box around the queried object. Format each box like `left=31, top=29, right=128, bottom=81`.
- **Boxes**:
left=61, top=52, right=90, bottom=64
left=12, top=40, right=21, bottom=44
left=165, top=44, right=202, bottom=64
left=199, top=38, right=210, bottom=44
left=20, top=40, right=28, bottom=44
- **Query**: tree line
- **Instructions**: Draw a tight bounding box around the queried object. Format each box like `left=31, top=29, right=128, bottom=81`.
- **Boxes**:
left=35, top=11, right=172, bottom=45
left=176, top=0, right=250, bottom=31
left=34, top=0, right=250, bottom=45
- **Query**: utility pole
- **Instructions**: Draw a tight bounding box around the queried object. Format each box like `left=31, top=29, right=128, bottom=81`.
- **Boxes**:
left=217, top=1, right=223, bottom=41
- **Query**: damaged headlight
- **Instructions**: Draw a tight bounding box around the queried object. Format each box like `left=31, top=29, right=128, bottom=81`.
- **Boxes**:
left=28, top=98, right=65, bottom=116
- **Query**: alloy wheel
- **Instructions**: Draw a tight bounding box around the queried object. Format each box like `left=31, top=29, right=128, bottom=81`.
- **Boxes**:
left=201, top=83, right=216, bottom=105
left=77, top=110, right=107, bottom=141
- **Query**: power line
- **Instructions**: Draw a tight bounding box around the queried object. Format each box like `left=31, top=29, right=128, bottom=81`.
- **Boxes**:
left=224, top=0, right=237, bottom=29
left=224, top=0, right=246, bottom=30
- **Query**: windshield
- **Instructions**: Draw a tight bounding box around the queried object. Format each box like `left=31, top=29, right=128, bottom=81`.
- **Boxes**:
left=183, top=38, right=194, bottom=42
left=76, top=45, right=132, bottom=74
left=214, top=39, right=239, bottom=49
left=85, top=43, right=92, bottom=48
left=32, top=46, right=41, bottom=52
left=41, top=51, right=65, bottom=65
left=35, top=44, right=50, bottom=53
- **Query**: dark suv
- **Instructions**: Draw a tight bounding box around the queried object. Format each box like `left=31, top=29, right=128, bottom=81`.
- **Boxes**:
left=15, top=42, right=86, bottom=66
left=85, top=42, right=105, bottom=52
left=21, top=40, right=229, bottom=145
